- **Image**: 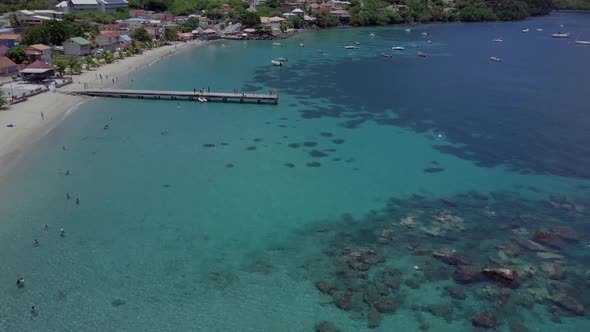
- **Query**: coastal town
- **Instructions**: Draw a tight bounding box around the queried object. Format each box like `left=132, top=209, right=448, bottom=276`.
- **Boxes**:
left=0, top=0, right=579, bottom=106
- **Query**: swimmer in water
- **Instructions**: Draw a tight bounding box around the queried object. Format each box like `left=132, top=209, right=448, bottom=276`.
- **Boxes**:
left=33, top=239, right=39, bottom=247
left=75, top=198, right=80, bottom=205
left=66, top=192, right=70, bottom=200
left=414, top=265, right=421, bottom=271
left=60, top=228, right=65, bottom=237
left=17, top=277, right=24, bottom=288
left=43, top=224, right=49, bottom=230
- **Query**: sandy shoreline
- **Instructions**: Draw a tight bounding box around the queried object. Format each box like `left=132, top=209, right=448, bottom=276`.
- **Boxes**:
left=0, top=40, right=204, bottom=178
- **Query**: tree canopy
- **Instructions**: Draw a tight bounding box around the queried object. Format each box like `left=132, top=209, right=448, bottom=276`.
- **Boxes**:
left=22, top=20, right=91, bottom=46
left=5, top=45, right=27, bottom=64
left=131, top=27, right=151, bottom=43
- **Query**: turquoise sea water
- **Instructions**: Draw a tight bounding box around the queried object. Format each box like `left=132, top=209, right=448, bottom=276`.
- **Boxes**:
left=1, top=12, right=590, bottom=331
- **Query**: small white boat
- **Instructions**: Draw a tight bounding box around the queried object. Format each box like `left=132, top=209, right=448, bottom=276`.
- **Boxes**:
left=560, top=24, right=564, bottom=28
left=198, top=97, right=207, bottom=103
left=536, top=28, right=543, bottom=32
left=418, top=52, right=426, bottom=58
left=493, top=38, right=503, bottom=42
left=575, top=40, right=590, bottom=45
left=271, top=60, right=282, bottom=66
left=370, top=33, right=376, bottom=37
left=273, top=42, right=284, bottom=47
left=427, top=40, right=432, bottom=44
left=277, top=57, right=288, bottom=62
left=490, top=56, right=502, bottom=62
left=421, top=32, right=429, bottom=36
left=392, top=46, right=404, bottom=51
left=552, top=33, right=570, bottom=38
left=404, top=29, right=411, bottom=32
left=380, top=53, right=392, bottom=58
left=299, top=43, right=305, bottom=47
left=522, top=29, right=529, bottom=33
left=344, top=45, right=359, bottom=49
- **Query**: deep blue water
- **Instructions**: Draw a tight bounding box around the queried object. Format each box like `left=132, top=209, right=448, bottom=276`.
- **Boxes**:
left=0, top=12, right=590, bottom=332
left=250, top=13, right=590, bottom=179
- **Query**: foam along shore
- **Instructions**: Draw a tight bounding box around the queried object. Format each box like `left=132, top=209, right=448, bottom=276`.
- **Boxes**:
left=0, top=40, right=205, bottom=176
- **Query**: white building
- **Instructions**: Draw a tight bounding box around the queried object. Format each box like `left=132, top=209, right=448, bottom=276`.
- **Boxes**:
left=62, top=0, right=128, bottom=13
left=98, top=0, right=129, bottom=12
left=66, top=0, right=98, bottom=13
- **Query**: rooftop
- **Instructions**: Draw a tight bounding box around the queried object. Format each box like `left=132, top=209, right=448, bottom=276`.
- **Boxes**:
left=25, top=59, right=53, bottom=70
left=0, top=34, right=21, bottom=41
left=69, top=0, right=98, bottom=5
left=28, top=44, right=51, bottom=51
left=68, top=37, right=92, bottom=45
left=0, top=56, right=17, bottom=68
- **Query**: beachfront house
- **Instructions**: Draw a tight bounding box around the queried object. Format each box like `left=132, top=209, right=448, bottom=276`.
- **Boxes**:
left=26, top=44, right=52, bottom=63
left=202, top=29, right=218, bottom=40
left=0, top=56, right=18, bottom=76
left=260, top=16, right=286, bottom=34
left=118, top=34, right=132, bottom=49
left=95, top=31, right=120, bottom=51
left=19, top=60, right=55, bottom=81
left=177, top=32, right=193, bottom=41
left=329, top=9, right=350, bottom=22
left=0, top=34, right=21, bottom=49
left=63, top=37, right=92, bottom=56
left=98, top=0, right=129, bottom=12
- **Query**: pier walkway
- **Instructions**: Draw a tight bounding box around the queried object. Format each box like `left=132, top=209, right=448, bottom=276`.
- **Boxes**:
left=68, top=89, right=279, bottom=104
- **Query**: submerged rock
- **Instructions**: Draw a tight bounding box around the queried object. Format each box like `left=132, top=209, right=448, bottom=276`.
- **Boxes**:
left=426, top=303, right=454, bottom=322
left=315, top=321, right=340, bottom=332
left=536, top=252, right=565, bottom=261
left=541, top=262, right=566, bottom=280
left=315, top=281, right=336, bottom=294
left=367, top=306, right=382, bottom=329
left=509, top=321, right=530, bottom=332
left=516, top=239, right=548, bottom=252
left=531, top=231, right=565, bottom=250
left=472, top=310, right=498, bottom=329
left=332, top=291, right=352, bottom=311
left=551, top=226, right=580, bottom=243
left=432, top=248, right=470, bottom=266
left=453, top=265, right=484, bottom=284
left=374, top=298, right=397, bottom=313
left=377, top=229, right=395, bottom=244
left=111, top=297, right=127, bottom=307
left=444, top=285, right=466, bottom=300
left=550, top=294, right=585, bottom=316
left=482, top=266, right=519, bottom=287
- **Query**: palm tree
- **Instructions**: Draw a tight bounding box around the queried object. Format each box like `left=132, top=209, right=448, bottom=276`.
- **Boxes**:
left=0, top=89, right=8, bottom=108
left=103, top=51, right=114, bottom=64
left=53, top=58, right=67, bottom=77
left=84, top=56, right=94, bottom=70
left=67, top=56, right=81, bottom=75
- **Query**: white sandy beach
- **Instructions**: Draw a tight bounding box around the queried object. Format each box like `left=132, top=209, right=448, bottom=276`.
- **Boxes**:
left=0, top=40, right=204, bottom=176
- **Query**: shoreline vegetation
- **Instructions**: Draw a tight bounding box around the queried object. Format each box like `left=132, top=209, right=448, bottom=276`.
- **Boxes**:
left=0, top=40, right=203, bottom=180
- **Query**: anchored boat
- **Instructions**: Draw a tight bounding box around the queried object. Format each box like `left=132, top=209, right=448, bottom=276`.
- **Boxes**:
left=271, top=60, right=282, bottom=66
left=552, top=33, right=570, bottom=38
left=490, top=56, right=502, bottom=62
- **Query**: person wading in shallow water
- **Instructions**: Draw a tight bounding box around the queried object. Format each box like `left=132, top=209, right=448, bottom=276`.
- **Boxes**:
left=16, top=277, right=24, bottom=288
